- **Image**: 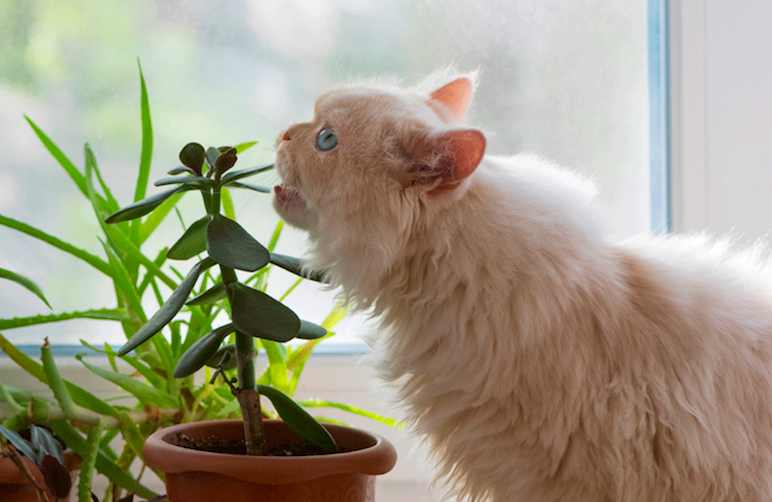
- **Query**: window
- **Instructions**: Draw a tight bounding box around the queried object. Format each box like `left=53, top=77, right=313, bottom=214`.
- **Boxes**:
left=1, top=1, right=663, bottom=499
left=0, top=0, right=654, bottom=350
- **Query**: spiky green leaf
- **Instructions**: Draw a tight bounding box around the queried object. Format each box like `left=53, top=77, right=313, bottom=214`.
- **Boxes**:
left=0, top=268, right=51, bottom=309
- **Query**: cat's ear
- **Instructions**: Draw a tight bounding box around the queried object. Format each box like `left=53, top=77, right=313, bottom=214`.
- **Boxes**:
left=404, top=128, right=486, bottom=197
left=429, top=78, right=473, bottom=123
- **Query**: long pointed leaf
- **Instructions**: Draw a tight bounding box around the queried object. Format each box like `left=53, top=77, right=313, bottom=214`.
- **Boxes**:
left=99, top=239, right=147, bottom=324
left=117, top=258, right=214, bottom=356
left=75, top=354, right=178, bottom=409
left=261, top=341, right=291, bottom=395
left=80, top=341, right=165, bottom=389
left=24, top=116, right=110, bottom=213
left=0, top=268, right=51, bottom=309
left=298, top=399, right=403, bottom=428
left=102, top=220, right=178, bottom=289
left=133, top=59, right=153, bottom=207
left=0, top=214, right=114, bottom=278
left=233, top=141, right=258, bottom=153
left=221, top=186, right=236, bottom=221
left=137, top=191, right=185, bottom=244
left=257, top=385, right=337, bottom=453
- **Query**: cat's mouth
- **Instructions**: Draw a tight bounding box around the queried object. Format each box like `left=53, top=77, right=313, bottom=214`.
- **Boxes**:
left=273, top=183, right=317, bottom=230
left=274, top=183, right=305, bottom=207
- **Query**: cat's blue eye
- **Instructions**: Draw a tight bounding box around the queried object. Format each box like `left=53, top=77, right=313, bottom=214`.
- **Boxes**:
left=316, top=129, right=338, bottom=151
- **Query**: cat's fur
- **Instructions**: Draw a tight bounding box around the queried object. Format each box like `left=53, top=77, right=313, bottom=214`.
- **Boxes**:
left=272, top=73, right=772, bottom=502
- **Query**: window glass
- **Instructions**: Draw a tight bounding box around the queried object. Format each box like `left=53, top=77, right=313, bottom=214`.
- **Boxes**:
left=0, top=0, right=649, bottom=346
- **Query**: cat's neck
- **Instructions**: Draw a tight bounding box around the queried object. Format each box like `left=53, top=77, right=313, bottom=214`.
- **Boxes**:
left=314, top=154, right=610, bottom=315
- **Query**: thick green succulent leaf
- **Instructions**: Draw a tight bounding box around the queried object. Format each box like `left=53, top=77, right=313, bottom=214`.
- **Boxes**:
left=186, top=281, right=226, bottom=306
left=118, top=258, right=215, bottom=356
left=106, top=185, right=190, bottom=224
left=269, top=253, right=328, bottom=283
left=295, top=320, right=327, bottom=340
left=227, top=283, right=300, bottom=342
left=0, top=424, right=38, bottom=463
left=257, top=385, right=338, bottom=453
left=206, top=343, right=237, bottom=371
left=154, top=175, right=214, bottom=188
left=167, top=216, right=210, bottom=260
left=214, top=148, right=237, bottom=176
left=205, top=146, right=220, bottom=171
left=167, top=166, right=196, bottom=176
left=173, top=323, right=235, bottom=378
left=179, top=142, right=205, bottom=175
left=0, top=268, right=51, bottom=309
left=225, top=181, right=271, bottom=193
left=30, top=425, right=64, bottom=464
left=207, top=214, right=270, bottom=272
left=218, top=164, right=274, bottom=185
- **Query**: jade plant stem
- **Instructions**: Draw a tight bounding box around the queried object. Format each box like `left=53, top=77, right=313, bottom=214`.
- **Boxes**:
left=220, top=262, right=267, bottom=455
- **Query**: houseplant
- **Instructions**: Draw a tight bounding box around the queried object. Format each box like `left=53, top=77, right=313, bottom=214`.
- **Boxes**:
left=0, top=62, right=396, bottom=501
left=106, top=139, right=396, bottom=501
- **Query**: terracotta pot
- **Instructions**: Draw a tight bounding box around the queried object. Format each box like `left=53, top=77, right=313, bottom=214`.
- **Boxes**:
left=144, top=419, right=397, bottom=502
left=0, top=451, right=81, bottom=502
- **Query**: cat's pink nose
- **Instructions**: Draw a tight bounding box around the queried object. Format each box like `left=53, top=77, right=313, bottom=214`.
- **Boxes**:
left=282, top=130, right=291, bottom=141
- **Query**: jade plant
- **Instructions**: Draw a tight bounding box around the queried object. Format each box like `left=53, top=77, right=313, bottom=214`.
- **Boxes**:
left=0, top=64, right=401, bottom=502
left=106, top=142, right=336, bottom=455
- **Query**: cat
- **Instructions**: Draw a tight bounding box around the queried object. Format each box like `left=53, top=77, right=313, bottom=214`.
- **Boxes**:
left=272, top=71, right=772, bottom=502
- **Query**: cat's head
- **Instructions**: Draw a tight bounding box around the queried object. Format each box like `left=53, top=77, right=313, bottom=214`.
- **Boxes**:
left=272, top=74, right=486, bottom=280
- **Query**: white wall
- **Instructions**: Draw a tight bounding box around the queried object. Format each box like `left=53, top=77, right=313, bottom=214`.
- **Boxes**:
left=671, top=0, right=772, bottom=243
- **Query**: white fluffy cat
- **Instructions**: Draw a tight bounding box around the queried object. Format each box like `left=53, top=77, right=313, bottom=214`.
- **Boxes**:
left=272, top=72, right=772, bottom=502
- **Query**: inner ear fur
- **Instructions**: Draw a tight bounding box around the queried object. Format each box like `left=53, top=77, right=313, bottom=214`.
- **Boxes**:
left=429, top=77, right=474, bottom=123
left=402, top=128, right=486, bottom=197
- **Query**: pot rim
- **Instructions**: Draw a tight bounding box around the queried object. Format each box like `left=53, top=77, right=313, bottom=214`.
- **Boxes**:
left=143, top=419, right=397, bottom=485
left=0, top=451, right=81, bottom=485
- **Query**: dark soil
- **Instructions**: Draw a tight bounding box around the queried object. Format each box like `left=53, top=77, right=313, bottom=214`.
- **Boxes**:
left=171, top=432, right=345, bottom=457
